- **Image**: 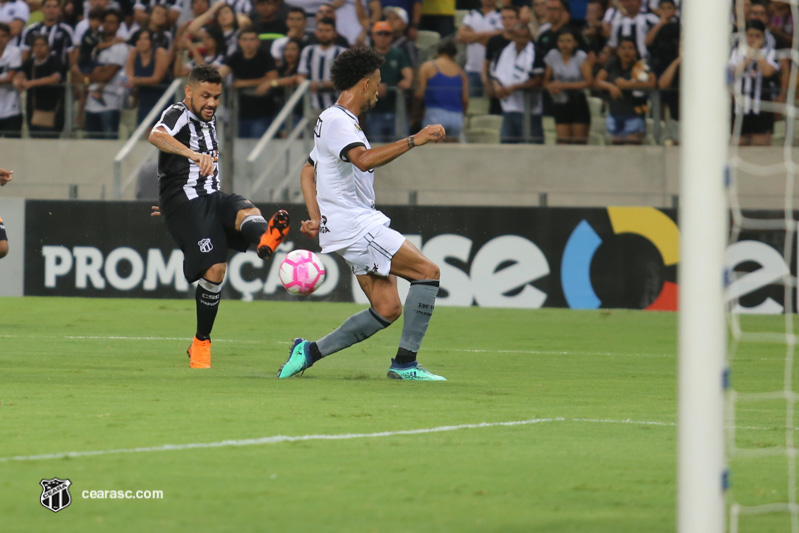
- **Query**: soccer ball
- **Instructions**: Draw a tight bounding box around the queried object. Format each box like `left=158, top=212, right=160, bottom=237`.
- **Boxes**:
left=279, top=250, right=326, bottom=295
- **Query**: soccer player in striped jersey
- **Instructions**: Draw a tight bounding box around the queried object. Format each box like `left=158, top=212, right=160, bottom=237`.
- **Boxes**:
left=148, top=64, right=290, bottom=369
left=277, top=47, right=448, bottom=381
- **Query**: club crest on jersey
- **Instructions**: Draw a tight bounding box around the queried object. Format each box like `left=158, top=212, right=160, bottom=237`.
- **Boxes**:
left=198, top=238, right=213, bottom=253
left=40, top=478, right=72, bottom=513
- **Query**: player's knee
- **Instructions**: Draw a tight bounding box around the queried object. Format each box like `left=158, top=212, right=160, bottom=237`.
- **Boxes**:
left=422, top=260, right=440, bottom=281
left=204, top=263, right=227, bottom=284
left=0, top=241, right=8, bottom=259
left=375, top=300, right=402, bottom=323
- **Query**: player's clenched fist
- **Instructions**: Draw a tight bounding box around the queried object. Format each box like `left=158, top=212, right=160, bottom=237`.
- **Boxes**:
left=414, top=124, right=446, bottom=146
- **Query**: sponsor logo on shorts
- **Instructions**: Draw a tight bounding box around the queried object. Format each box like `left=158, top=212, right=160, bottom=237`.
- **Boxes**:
left=198, top=238, right=213, bottom=253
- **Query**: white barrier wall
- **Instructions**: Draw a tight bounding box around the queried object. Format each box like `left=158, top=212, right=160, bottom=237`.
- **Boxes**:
left=0, top=139, right=795, bottom=208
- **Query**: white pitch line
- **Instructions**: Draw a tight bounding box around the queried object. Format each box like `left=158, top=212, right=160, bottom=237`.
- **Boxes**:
left=0, top=334, right=671, bottom=357
left=1, top=416, right=790, bottom=464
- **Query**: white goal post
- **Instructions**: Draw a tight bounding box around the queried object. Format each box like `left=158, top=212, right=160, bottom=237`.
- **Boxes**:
left=677, top=0, right=730, bottom=531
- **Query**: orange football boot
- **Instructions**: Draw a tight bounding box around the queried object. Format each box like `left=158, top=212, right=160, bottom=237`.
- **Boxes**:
left=257, top=209, right=290, bottom=259
left=187, top=337, right=211, bottom=368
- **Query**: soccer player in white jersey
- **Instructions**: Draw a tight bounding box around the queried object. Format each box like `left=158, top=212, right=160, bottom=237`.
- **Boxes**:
left=277, top=47, right=448, bottom=381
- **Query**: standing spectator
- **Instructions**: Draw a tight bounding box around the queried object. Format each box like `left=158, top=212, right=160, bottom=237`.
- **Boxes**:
left=524, top=0, right=549, bottom=39
left=13, top=34, right=63, bottom=137
left=174, top=24, right=226, bottom=77
left=125, top=28, right=169, bottom=126
left=270, top=6, right=309, bottom=66
left=366, top=20, right=412, bottom=141
left=72, top=0, right=126, bottom=49
left=61, top=0, right=81, bottom=27
left=83, top=9, right=129, bottom=139
left=646, top=0, right=678, bottom=127
left=19, top=0, right=74, bottom=66
left=267, top=36, right=302, bottom=123
left=385, top=5, right=417, bottom=69
left=0, top=23, right=22, bottom=137
left=187, top=1, right=248, bottom=57
left=219, top=27, right=278, bottom=137
left=491, top=23, right=543, bottom=143
left=336, top=0, right=374, bottom=47
left=297, top=17, right=347, bottom=111
left=419, top=0, right=455, bottom=38
left=133, top=0, right=183, bottom=29
left=175, top=0, right=210, bottom=45
left=658, top=46, right=679, bottom=141
left=484, top=4, right=518, bottom=115
left=582, top=0, right=607, bottom=55
left=225, top=0, right=254, bottom=17
left=604, top=0, right=658, bottom=59
left=381, top=0, right=420, bottom=40
left=595, top=36, right=655, bottom=144
left=0, top=0, right=29, bottom=44
left=729, top=20, right=779, bottom=146
left=415, top=38, right=466, bottom=142
left=544, top=27, right=592, bottom=144
left=456, top=0, right=501, bottom=98
left=306, top=4, right=350, bottom=48
left=133, top=4, right=175, bottom=52
left=770, top=0, right=794, bottom=49
left=537, top=0, right=572, bottom=56
left=250, top=0, right=287, bottom=54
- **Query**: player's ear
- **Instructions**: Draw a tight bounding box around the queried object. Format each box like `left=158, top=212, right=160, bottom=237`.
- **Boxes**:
left=184, top=83, right=192, bottom=100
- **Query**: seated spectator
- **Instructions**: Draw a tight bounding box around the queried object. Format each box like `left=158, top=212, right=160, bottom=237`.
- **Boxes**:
left=187, top=0, right=249, bottom=57
left=0, top=0, right=30, bottom=44
left=82, top=9, right=129, bottom=139
left=219, top=27, right=279, bottom=138
left=544, top=27, right=592, bottom=144
left=174, top=24, right=226, bottom=77
left=490, top=24, right=544, bottom=144
left=456, top=0, right=502, bottom=98
left=384, top=5, right=417, bottom=69
left=297, top=17, right=347, bottom=111
left=594, top=36, right=655, bottom=145
left=728, top=19, right=779, bottom=146
left=125, top=28, right=170, bottom=127
left=414, top=38, right=466, bottom=142
left=366, top=20, right=412, bottom=142
left=13, top=33, right=63, bottom=138
left=251, top=0, right=287, bottom=54
left=270, top=6, right=309, bottom=66
left=0, top=22, right=23, bottom=137
left=19, top=0, right=74, bottom=66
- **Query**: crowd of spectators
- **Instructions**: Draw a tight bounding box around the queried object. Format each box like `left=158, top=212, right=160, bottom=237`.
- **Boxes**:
left=0, top=0, right=789, bottom=144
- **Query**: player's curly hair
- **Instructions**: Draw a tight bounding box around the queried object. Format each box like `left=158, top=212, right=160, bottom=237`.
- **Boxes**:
left=189, top=64, right=223, bottom=86
left=330, top=47, right=385, bottom=91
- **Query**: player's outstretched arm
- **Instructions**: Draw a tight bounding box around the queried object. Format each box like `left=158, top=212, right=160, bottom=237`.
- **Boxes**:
left=148, top=128, right=215, bottom=176
left=300, top=161, right=321, bottom=240
left=346, top=124, right=446, bottom=172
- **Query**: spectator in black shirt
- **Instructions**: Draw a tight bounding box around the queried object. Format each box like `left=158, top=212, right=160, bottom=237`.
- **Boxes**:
left=13, top=34, right=64, bottom=138
left=219, top=27, right=279, bottom=138
left=251, top=0, right=288, bottom=54
left=483, top=5, right=518, bottom=115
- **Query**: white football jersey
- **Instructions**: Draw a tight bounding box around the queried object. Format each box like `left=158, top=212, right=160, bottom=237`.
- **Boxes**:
left=310, top=104, right=390, bottom=253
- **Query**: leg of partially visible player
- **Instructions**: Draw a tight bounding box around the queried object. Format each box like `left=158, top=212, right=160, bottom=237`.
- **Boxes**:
left=0, top=215, right=8, bottom=259
left=188, top=261, right=226, bottom=368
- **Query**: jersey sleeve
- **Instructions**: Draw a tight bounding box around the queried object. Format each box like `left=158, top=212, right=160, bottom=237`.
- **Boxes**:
left=153, top=104, right=188, bottom=136
left=320, top=115, right=365, bottom=162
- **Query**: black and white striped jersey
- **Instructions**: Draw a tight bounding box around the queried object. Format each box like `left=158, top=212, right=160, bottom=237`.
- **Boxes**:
left=153, top=101, right=221, bottom=203
left=298, top=43, right=347, bottom=110
left=19, top=22, right=74, bottom=67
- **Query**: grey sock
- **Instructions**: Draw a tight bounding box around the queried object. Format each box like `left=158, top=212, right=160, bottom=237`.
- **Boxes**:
left=399, top=280, right=439, bottom=353
left=316, top=308, right=392, bottom=357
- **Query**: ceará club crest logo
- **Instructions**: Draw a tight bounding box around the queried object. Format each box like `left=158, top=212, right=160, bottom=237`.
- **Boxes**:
left=40, top=477, right=72, bottom=513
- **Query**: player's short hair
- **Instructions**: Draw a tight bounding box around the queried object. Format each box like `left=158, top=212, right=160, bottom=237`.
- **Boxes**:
left=330, top=47, right=385, bottom=91
left=189, top=64, right=223, bottom=86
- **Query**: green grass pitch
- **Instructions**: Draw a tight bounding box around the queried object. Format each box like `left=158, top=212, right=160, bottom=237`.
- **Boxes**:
left=0, top=297, right=791, bottom=532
